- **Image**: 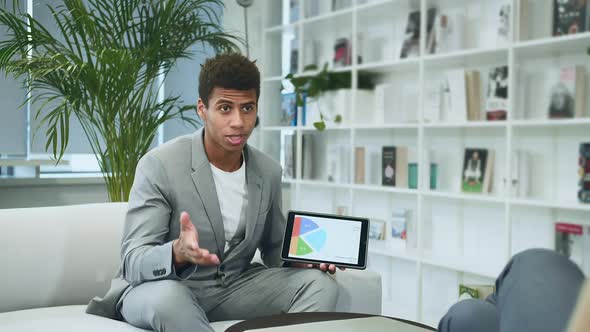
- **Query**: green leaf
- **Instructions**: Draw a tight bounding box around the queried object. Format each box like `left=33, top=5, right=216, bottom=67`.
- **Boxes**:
left=334, top=114, right=342, bottom=123
left=313, top=121, right=326, bottom=131
left=303, top=64, right=318, bottom=72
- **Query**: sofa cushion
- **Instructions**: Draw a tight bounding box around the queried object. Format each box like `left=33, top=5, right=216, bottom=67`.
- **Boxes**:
left=0, top=305, right=240, bottom=332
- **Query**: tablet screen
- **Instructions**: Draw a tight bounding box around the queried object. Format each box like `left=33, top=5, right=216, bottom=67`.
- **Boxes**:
left=286, top=212, right=365, bottom=265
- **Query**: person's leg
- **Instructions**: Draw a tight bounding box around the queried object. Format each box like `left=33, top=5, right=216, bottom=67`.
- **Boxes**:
left=120, top=279, right=214, bottom=332
left=437, top=299, right=499, bottom=332
left=491, top=248, right=585, bottom=332
left=204, top=267, right=339, bottom=322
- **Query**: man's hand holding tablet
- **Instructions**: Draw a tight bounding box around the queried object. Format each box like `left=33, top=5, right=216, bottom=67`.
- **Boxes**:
left=281, top=211, right=369, bottom=270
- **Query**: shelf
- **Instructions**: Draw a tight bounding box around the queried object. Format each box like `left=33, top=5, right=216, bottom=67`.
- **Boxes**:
left=352, top=184, right=418, bottom=195
left=356, top=58, right=420, bottom=73
left=510, top=198, right=590, bottom=212
left=368, top=243, right=420, bottom=263
left=515, top=32, right=590, bottom=59
left=0, top=159, right=69, bottom=167
left=353, top=123, right=419, bottom=130
left=262, top=76, right=284, bottom=82
left=264, top=23, right=297, bottom=34
left=261, top=126, right=297, bottom=131
left=421, top=256, right=499, bottom=279
left=301, top=7, right=354, bottom=25
left=423, top=191, right=505, bottom=204
left=355, top=0, right=394, bottom=12
left=423, top=121, right=507, bottom=129
left=511, top=118, right=590, bottom=128
left=297, top=179, right=351, bottom=189
left=423, top=47, right=509, bottom=70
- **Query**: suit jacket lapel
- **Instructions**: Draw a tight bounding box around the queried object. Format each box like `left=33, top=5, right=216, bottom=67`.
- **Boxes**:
left=244, top=146, right=263, bottom=240
left=190, top=129, right=225, bottom=257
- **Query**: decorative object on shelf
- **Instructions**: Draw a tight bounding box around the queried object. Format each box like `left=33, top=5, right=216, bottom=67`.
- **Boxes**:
left=290, top=38, right=299, bottom=74
left=462, top=148, right=495, bottom=193
left=485, top=66, right=509, bottom=121
left=301, top=133, right=314, bottom=180
left=390, top=209, right=408, bottom=241
left=580, top=143, right=590, bottom=203
left=496, top=3, right=511, bottom=45
left=555, top=222, right=590, bottom=274
left=381, top=146, right=408, bottom=188
left=552, top=0, right=589, bottom=36
left=0, top=0, right=239, bottom=201
left=284, top=63, right=374, bottom=130
left=547, top=65, right=587, bottom=119
left=459, top=284, right=495, bottom=301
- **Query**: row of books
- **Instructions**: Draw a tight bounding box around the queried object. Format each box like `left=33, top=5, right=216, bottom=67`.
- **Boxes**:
left=287, top=0, right=353, bottom=24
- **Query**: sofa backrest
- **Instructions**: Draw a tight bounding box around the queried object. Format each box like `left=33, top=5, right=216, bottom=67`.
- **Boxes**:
left=0, top=203, right=127, bottom=313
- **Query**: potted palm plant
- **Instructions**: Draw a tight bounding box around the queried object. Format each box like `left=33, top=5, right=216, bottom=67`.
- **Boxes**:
left=0, top=0, right=240, bottom=201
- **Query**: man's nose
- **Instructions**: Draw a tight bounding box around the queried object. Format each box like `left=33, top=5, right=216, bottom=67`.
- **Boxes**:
left=229, top=108, right=244, bottom=127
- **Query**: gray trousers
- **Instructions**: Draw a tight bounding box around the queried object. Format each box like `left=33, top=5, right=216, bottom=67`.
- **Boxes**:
left=438, top=248, right=586, bottom=332
left=120, top=266, right=339, bottom=332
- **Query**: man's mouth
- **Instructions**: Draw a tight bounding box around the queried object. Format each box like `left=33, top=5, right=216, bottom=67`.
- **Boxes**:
left=226, top=134, right=246, bottom=146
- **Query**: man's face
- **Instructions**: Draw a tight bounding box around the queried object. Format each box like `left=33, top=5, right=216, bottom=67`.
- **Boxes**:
left=197, top=87, right=258, bottom=154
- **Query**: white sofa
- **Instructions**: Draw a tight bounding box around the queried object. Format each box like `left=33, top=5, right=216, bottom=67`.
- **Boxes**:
left=0, top=203, right=382, bottom=331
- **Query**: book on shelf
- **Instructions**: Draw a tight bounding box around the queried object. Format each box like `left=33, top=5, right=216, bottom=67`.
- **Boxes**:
left=382, top=146, right=408, bottom=188
left=580, top=143, right=590, bottom=203
left=510, top=150, right=531, bottom=198
left=485, top=66, right=509, bottom=121
left=335, top=205, right=348, bottom=216
left=548, top=65, right=587, bottom=119
left=290, top=38, right=299, bottom=74
left=555, top=222, right=590, bottom=273
left=391, top=208, right=408, bottom=241
left=425, top=8, right=439, bottom=54
left=424, top=81, right=442, bottom=123
left=288, top=0, right=299, bottom=23
left=333, top=37, right=352, bottom=68
left=400, top=11, right=420, bottom=59
left=354, top=146, right=365, bottom=184
left=496, top=3, right=511, bottom=45
left=459, top=284, right=496, bottom=301
left=462, top=148, right=495, bottom=193
left=326, top=144, right=349, bottom=183
left=301, top=133, right=314, bottom=180
left=433, top=11, right=464, bottom=54
left=369, top=219, right=386, bottom=241
left=280, top=92, right=298, bottom=126
left=553, top=0, right=589, bottom=36
left=280, top=132, right=296, bottom=179
left=442, top=69, right=468, bottom=123
left=466, top=70, right=482, bottom=121
left=305, top=0, right=320, bottom=18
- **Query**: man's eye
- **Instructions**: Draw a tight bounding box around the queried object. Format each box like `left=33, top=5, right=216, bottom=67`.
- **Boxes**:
left=243, top=105, right=255, bottom=112
left=219, top=105, right=231, bottom=112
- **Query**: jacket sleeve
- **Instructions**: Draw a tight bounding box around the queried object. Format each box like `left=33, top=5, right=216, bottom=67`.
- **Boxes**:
left=120, top=154, right=197, bottom=286
left=259, top=167, right=287, bottom=268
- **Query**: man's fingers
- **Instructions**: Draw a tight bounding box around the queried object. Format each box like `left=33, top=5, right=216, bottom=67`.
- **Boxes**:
left=319, top=263, right=328, bottom=272
left=179, top=212, right=194, bottom=232
left=328, top=264, right=336, bottom=274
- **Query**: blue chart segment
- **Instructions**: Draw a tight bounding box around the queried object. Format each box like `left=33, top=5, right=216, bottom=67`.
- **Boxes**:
left=302, top=229, right=327, bottom=252
left=300, top=217, right=319, bottom=235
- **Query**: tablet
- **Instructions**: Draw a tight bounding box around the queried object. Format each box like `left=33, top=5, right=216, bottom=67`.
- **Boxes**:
left=281, top=210, right=369, bottom=269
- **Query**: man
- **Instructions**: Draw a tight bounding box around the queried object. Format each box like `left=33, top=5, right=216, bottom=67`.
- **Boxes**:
left=87, top=53, right=339, bottom=332
left=438, top=248, right=585, bottom=332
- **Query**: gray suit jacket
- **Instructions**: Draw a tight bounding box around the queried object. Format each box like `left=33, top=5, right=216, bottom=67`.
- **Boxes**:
left=86, top=128, right=286, bottom=320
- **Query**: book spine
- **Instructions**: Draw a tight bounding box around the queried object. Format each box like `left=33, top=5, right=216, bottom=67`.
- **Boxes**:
left=382, top=146, right=396, bottom=186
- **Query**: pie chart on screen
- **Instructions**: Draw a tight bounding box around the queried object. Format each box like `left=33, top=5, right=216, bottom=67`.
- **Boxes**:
left=289, top=216, right=327, bottom=256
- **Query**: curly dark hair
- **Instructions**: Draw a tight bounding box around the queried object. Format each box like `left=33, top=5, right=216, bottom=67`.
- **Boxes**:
left=198, top=53, right=260, bottom=107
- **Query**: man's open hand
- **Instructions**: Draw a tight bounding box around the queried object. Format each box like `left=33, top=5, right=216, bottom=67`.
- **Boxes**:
left=290, top=262, right=345, bottom=274
left=172, top=211, right=220, bottom=267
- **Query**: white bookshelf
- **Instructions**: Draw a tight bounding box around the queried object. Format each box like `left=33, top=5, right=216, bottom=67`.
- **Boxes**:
left=257, top=0, right=590, bottom=327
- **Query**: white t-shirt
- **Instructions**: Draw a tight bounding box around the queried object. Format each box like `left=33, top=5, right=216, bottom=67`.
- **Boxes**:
left=210, top=159, right=248, bottom=252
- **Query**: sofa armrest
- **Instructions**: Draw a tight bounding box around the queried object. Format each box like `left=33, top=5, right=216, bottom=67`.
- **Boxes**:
left=333, top=269, right=382, bottom=315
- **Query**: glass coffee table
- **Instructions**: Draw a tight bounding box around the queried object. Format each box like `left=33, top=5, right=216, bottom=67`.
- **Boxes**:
left=225, top=312, right=436, bottom=331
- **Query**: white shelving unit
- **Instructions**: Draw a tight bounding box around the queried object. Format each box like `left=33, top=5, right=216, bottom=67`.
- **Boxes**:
left=256, top=0, right=590, bottom=327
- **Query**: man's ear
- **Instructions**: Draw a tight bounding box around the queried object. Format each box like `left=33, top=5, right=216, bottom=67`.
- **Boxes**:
left=197, top=98, right=206, bottom=121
